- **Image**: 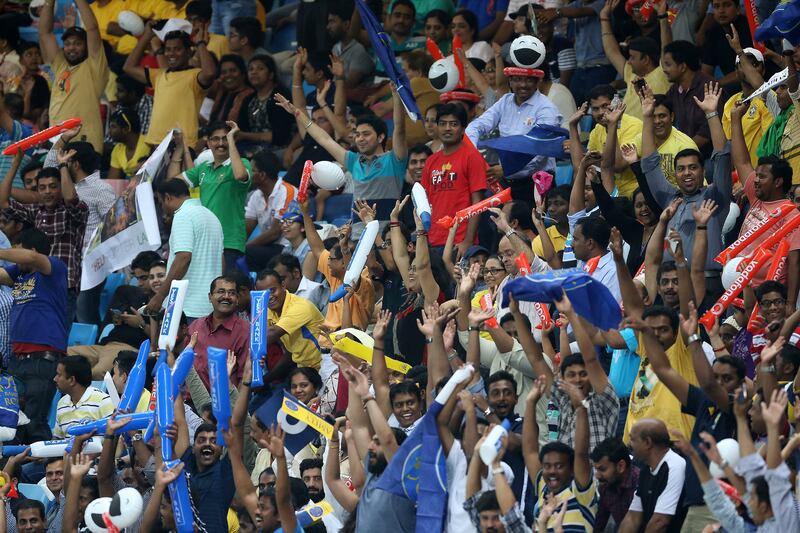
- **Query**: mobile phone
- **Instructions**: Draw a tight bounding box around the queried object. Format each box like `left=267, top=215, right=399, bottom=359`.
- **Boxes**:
left=737, top=384, right=747, bottom=404
left=633, top=78, right=647, bottom=92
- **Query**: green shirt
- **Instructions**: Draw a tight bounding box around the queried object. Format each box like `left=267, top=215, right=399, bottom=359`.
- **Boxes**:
left=185, top=158, right=252, bottom=252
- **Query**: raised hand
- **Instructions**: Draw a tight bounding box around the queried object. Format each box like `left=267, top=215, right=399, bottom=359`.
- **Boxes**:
left=730, top=98, right=749, bottom=120
left=263, top=424, right=287, bottom=459
left=698, top=431, right=724, bottom=465
left=329, top=54, right=344, bottom=78
left=156, top=461, right=185, bottom=486
left=488, top=207, right=511, bottom=234
left=761, top=388, right=788, bottom=428
left=692, top=199, right=718, bottom=225
left=600, top=0, right=621, bottom=17
left=274, top=93, right=298, bottom=116
left=553, top=290, right=574, bottom=316
left=669, top=429, right=697, bottom=458
left=226, top=349, right=237, bottom=379
left=459, top=263, right=481, bottom=298
left=693, top=82, right=723, bottom=114
left=293, top=47, right=308, bottom=72
left=679, top=301, right=699, bottom=338
left=458, top=389, right=474, bottom=410
left=390, top=195, right=410, bottom=222
left=468, top=306, right=496, bottom=328
left=725, top=23, right=744, bottom=54
left=317, top=80, right=332, bottom=107
left=568, top=102, right=588, bottom=127
left=69, top=453, right=93, bottom=480
left=341, top=363, right=371, bottom=399
left=605, top=101, right=626, bottom=125
left=609, top=227, right=624, bottom=260
left=620, top=315, right=651, bottom=333
left=660, top=198, right=683, bottom=224
left=527, top=375, right=548, bottom=403
left=640, top=84, right=656, bottom=117
left=557, top=378, right=585, bottom=408
left=667, top=228, right=686, bottom=262
left=373, top=309, right=392, bottom=340
left=56, top=149, right=76, bottom=166
left=416, top=303, right=440, bottom=337
left=759, top=336, right=786, bottom=365
left=620, top=143, right=639, bottom=165
left=225, top=121, right=240, bottom=140
left=352, top=199, right=377, bottom=223
left=443, top=319, right=457, bottom=354
left=732, top=385, right=751, bottom=419
left=106, top=411, right=133, bottom=435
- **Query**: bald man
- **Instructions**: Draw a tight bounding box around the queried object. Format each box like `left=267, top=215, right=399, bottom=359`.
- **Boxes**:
left=618, top=419, right=687, bottom=533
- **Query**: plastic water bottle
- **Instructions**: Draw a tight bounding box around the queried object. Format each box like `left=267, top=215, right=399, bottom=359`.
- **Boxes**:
left=479, top=419, right=512, bottom=465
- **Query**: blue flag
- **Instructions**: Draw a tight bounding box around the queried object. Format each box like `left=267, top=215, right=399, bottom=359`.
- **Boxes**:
left=254, top=390, right=319, bottom=455
left=375, top=402, right=447, bottom=533
left=755, top=0, right=800, bottom=45
left=477, top=124, right=568, bottom=175
left=501, top=269, right=622, bottom=331
left=355, top=0, right=421, bottom=120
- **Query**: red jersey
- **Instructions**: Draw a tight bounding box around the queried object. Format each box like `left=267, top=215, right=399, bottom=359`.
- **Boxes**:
left=421, top=143, right=488, bottom=246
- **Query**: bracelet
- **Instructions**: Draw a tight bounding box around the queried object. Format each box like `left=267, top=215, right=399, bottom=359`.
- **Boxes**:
left=374, top=345, right=384, bottom=352
left=492, top=467, right=505, bottom=475
left=320, top=104, right=329, bottom=109
left=131, top=433, right=143, bottom=442
left=335, top=75, right=345, bottom=81
left=657, top=14, right=668, bottom=19
left=447, top=351, right=458, bottom=361
left=362, top=396, right=375, bottom=406
left=760, top=364, right=776, bottom=374
left=687, top=333, right=702, bottom=345
left=292, top=84, right=302, bottom=88
left=416, top=230, right=427, bottom=237
left=468, top=326, right=481, bottom=332
left=304, top=119, right=313, bottom=129
left=195, top=40, right=207, bottom=47
left=676, top=260, right=688, bottom=269
left=505, top=229, right=516, bottom=238
left=713, top=346, right=727, bottom=353
left=329, top=441, right=339, bottom=447
left=484, top=406, right=494, bottom=417
left=242, top=381, right=251, bottom=387
left=602, top=32, right=614, bottom=36
left=389, top=221, right=400, bottom=227
left=696, top=225, right=707, bottom=230
left=705, top=111, right=718, bottom=120
left=600, top=17, right=611, bottom=22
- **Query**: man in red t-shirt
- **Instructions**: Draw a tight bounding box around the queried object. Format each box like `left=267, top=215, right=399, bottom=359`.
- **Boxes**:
left=421, top=103, right=487, bottom=253
left=731, top=100, right=800, bottom=307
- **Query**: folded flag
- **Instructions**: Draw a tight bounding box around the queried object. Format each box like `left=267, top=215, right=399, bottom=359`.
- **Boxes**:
left=376, top=402, right=448, bottom=532
left=477, top=124, right=568, bottom=176
left=296, top=500, right=334, bottom=529
left=255, top=390, right=331, bottom=454
left=755, top=0, right=800, bottom=45
left=501, top=269, right=622, bottom=331
left=355, top=0, right=421, bottom=120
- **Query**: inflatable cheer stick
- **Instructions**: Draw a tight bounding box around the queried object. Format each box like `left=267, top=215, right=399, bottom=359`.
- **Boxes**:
left=714, top=203, right=796, bottom=265
left=32, top=437, right=103, bottom=458
left=0, top=445, right=28, bottom=457
left=330, top=220, right=379, bottom=302
left=164, top=458, right=194, bottom=533
left=743, top=0, right=766, bottom=53
left=479, top=293, right=498, bottom=328
left=297, top=160, right=313, bottom=203
left=156, top=280, right=188, bottom=373
left=250, top=290, right=269, bottom=387
left=747, top=240, right=790, bottom=334
left=2, top=118, right=81, bottom=155
left=436, top=188, right=512, bottom=228
left=700, top=247, right=772, bottom=331
left=411, top=183, right=432, bottom=231
left=750, top=211, right=800, bottom=252
left=171, top=344, right=195, bottom=397
left=452, top=36, right=465, bottom=88
left=515, top=253, right=553, bottom=329
left=118, top=339, right=150, bottom=413
left=425, top=38, right=444, bottom=61
left=208, top=347, right=232, bottom=446
left=67, top=411, right=153, bottom=436
left=155, top=363, right=174, bottom=461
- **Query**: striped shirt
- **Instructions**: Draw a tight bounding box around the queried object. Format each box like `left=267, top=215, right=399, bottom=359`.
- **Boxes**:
left=54, top=386, right=114, bottom=437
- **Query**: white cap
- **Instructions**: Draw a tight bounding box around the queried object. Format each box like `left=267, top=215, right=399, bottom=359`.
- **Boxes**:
left=153, top=18, right=193, bottom=42
left=735, top=47, right=764, bottom=65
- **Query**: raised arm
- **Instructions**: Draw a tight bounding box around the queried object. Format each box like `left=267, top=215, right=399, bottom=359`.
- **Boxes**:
left=693, top=82, right=727, bottom=153
left=0, top=247, right=53, bottom=275
left=571, top=151, right=602, bottom=216
left=221, top=426, right=259, bottom=522
left=0, top=151, right=23, bottom=210
left=389, top=196, right=413, bottom=287
left=371, top=310, right=393, bottom=417
left=610, top=227, right=645, bottom=318
left=225, top=122, right=249, bottom=181
left=38, top=0, right=61, bottom=62
left=62, top=454, right=94, bottom=533
left=391, top=84, right=407, bottom=160
left=342, top=357, right=399, bottom=460
left=299, top=199, right=326, bottom=261
left=761, top=389, right=788, bottom=470
left=728, top=98, right=754, bottom=179
left=265, top=425, right=298, bottom=533
left=75, top=0, right=102, bottom=56
left=324, top=421, right=359, bottom=512
left=640, top=86, right=657, bottom=157
left=522, top=377, right=547, bottom=480
left=624, top=316, right=689, bottom=405
left=560, top=380, right=592, bottom=487
left=413, top=212, right=441, bottom=306
left=599, top=0, right=627, bottom=75
left=690, top=200, right=718, bottom=302
left=555, top=292, right=608, bottom=392
left=644, top=198, right=682, bottom=301
left=511, top=295, right=554, bottom=391
left=122, top=23, right=153, bottom=84
left=683, top=302, right=729, bottom=410
left=274, top=93, right=348, bottom=164
left=667, top=229, right=694, bottom=320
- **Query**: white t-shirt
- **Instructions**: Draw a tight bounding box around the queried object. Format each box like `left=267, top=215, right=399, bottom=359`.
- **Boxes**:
left=244, top=178, right=296, bottom=231
left=629, top=448, right=686, bottom=516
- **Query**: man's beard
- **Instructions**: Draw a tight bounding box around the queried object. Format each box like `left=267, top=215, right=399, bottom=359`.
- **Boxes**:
left=308, top=488, right=325, bottom=503
left=367, top=452, right=388, bottom=475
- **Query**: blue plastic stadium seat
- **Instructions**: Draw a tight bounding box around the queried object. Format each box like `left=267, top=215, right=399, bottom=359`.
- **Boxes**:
left=98, top=271, right=126, bottom=319
left=248, top=223, right=262, bottom=242
left=18, top=483, right=52, bottom=510
left=98, top=323, right=114, bottom=343
left=323, top=194, right=353, bottom=225
left=48, top=392, right=61, bottom=430
left=68, top=323, right=98, bottom=347
left=91, top=380, right=106, bottom=393
left=555, top=162, right=574, bottom=186
left=270, top=23, right=298, bottom=53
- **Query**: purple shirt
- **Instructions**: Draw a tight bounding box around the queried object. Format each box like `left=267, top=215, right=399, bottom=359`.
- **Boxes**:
left=596, top=464, right=640, bottom=531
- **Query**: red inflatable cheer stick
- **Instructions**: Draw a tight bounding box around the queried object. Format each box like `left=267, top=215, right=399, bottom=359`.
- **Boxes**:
left=436, top=187, right=513, bottom=228
left=426, top=38, right=443, bottom=61
left=714, top=203, right=796, bottom=265
left=746, top=240, right=790, bottom=334
left=700, top=247, right=772, bottom=331
left=2, top=118, right=82, bottom=156
left=479, top=293, right=498, bottom=328
left=297, top=160, right=314, bottom=204
left=452, top=36, right=466, bottom=89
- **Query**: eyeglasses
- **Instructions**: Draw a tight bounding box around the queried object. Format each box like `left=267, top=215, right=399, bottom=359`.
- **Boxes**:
left=482, top=267, right=505, bottom=275
left=760, top=298, right=786, bottom=308
left=213, top=289, right=238, bottom=297
left=208, top=136, right=228, bottom=143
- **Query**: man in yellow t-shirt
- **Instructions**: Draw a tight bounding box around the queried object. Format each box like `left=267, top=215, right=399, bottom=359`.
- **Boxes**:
left=646, top=95, right=700, bottom=187
left=623, top=309, right=699, bottom=443
left=89, top=0, right=125, bottom=49
left=40, top=0, right=109, bottom=153
left=587, top=86, right=643, bottom=198
left=260, top=270, right=325, bottom=370
left=722, top=48, right=774, bottom=167
left=123, top=24, right=216, bottom=148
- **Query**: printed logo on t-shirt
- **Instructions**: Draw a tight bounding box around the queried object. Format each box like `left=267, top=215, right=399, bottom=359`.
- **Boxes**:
left=56, top=70, right=71, bottom=94
left=12, top=277, right=37, bottom=305
left=430, top=163, right=457, bottom=191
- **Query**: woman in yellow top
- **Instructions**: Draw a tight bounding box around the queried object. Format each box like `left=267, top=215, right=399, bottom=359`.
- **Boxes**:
left=108, top=108, right=150, bottom=179
left=470, top=255, right=508, bottom=340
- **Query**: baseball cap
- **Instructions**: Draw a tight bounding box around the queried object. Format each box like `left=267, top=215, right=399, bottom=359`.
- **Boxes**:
left=735, top=47, right=764, bottom=65
left=281, top=202, right=303, bottom=223
left=509, top=4, right=539, bottom=19
left=464, top=245, right=490, bottom=260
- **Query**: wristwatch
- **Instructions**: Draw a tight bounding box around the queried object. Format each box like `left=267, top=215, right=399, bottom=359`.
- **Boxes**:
left=131, top=433, right=143, bottom=442
left=760, top=364, right=776, bottom=374
left=484, top=406, right=494, bottom=417
left=687, top=333, right=701, bottom=345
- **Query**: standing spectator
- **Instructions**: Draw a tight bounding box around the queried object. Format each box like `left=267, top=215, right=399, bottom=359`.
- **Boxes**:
left=663, top=41, right=726, bottom=158
left=458, top=0, right=509, bottom=40
left=701, top=0, right=754, bottom=90
left=600, top=0, right=670, bottom=121
left=264, top=254, right=327, bottom=311
left=228, top=17, right=268, bottom=63
left=146, top=178, right=223, bottom=321
left=39, top=0, right=109, bottom=153
left=52, top=355, right=113, bottom=437
left=211, top=0, right=257, bottom=36
left=260, top=269, right=325, bottom=378
left=171, top=121, right=251, bottom=272
left=239, top=55, right=293, bottom=154
left=328, top=4, right=375, bottom=92
left=0, top=228, right=68, bottom=443
left=619, top=419, right=687, bottom=531
left=590, top=437, right=641, bottom=532
left=187, top=275, right=250, bottom=389
left=424, top=104, right=488, bottom=252
left=275, top=86, right=407, bottom=222
left=0, top=150, right=88, bottom=328
left=124, top=24, right=216, bottom=149
left=466, top=66, right=561, bottom=179
left=186, top=0, right=230, bottom=59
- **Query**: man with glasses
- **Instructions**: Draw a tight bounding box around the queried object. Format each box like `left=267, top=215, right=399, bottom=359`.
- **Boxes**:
left=170, top=121, right=251, bottom=273
left=187, top=275, right=250, bottom=388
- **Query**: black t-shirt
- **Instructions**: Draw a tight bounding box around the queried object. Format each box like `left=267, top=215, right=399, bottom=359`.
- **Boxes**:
left=28, top=74, right=50, bottom=112
left=101, top=285, right=148, bottom=348
left=702, top=16, right=754, bottom=75
left=284, top=136, right=336, bottom=187
left=681, top=384, right=737, bottom=506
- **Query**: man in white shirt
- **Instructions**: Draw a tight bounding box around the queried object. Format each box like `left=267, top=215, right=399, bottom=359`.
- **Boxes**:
left=262, top=253, right=328, bottom=314
left=571, top=215, right=621, bottom=304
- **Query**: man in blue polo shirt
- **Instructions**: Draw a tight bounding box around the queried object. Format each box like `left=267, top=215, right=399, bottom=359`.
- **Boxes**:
left=0, top=228, right=68, bottom=443
left=274, top=87, right=408, bottom=222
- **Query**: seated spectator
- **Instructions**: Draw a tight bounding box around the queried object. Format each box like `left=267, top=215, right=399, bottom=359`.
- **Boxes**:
left=228, top=16, right=268, bottom=63
left=17, top=42, right=50, bottom=125
left=107, top=108, right=150, bottom=180
left=53, top=355, right=114, bottom=437
left=701, top=0, right=754, bottom=90
left=209, top=54, right=254, bottom=126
